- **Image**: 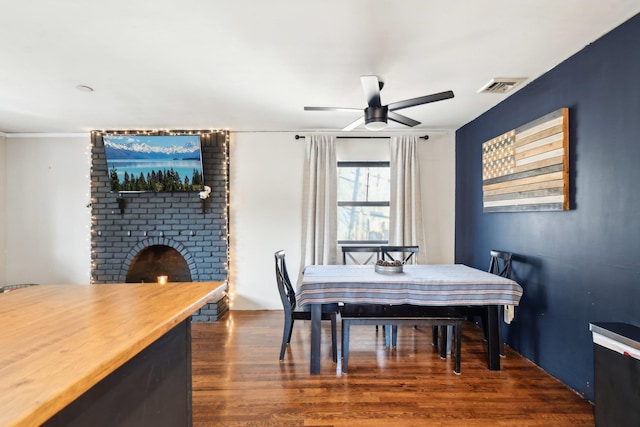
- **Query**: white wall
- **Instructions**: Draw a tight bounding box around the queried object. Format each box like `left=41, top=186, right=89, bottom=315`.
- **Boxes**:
left=5, top=135, right=91, bottom=285
left=0, top=134, right=6, bottom=287
left=229, top=132, right=456, bottom=310
left=229, top=132, right=305, bottom=310
left=419, top=132, right=456, bottom=263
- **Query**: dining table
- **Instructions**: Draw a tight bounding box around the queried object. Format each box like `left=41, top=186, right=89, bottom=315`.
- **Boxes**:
left=297, top=263, right=523, bottom=374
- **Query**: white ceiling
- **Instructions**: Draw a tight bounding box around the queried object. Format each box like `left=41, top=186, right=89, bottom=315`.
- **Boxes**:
left=1, top=0, right=639, bottom=134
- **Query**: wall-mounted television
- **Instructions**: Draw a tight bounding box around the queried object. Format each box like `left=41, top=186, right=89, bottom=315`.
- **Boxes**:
left=103, top=134, right=204, bottom=192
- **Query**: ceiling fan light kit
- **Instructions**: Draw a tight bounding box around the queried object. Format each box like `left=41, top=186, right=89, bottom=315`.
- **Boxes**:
left=364, top=106, right=388, bottom=130
left=304, top=75, right=454, bottom=131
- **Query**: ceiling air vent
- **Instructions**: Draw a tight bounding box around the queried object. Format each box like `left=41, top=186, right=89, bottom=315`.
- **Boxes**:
left=478, top=77, right=527, bottom=94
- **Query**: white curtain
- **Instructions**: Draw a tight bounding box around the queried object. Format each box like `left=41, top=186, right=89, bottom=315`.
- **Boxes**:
left=389, top=135, right=426, bottom=264
left=300, top=135, right=337, bottom=270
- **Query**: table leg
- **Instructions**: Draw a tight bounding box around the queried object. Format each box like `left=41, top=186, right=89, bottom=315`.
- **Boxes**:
left=438, top=325, right=448, bottom=359
left=486, top=305, right=501, bottom=370
left=342, top=319, right=350, bottom=373
left=385, top=325, right=391, bottom=347
left=310, top=303, right=321, bottom=374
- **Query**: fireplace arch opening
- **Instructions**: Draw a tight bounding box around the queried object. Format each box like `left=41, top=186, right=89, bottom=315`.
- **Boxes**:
left=125, top=245, right=192, bottom=283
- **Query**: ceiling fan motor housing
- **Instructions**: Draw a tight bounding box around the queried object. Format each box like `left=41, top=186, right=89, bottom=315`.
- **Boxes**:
left=365, top=105, right=388, bottom=128
left=304, top=75, right=453, bottom=130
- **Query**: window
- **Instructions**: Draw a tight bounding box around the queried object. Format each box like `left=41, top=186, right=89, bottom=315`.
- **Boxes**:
left=337, top=161, right=390, bottom=244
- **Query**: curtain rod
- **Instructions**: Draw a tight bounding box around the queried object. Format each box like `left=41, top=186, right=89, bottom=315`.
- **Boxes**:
left=295, top=134, right=429, bottom=140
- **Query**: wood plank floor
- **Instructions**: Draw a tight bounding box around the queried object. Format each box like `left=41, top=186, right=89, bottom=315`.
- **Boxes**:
left=192, top=310, right=594, bottom=426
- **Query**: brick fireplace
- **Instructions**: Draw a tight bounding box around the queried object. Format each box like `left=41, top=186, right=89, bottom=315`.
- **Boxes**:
left=89, top=130, right=230, bottom=321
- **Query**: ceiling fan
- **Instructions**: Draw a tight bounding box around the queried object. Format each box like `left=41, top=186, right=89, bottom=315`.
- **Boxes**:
left=304, top=75, right=454, bottom=131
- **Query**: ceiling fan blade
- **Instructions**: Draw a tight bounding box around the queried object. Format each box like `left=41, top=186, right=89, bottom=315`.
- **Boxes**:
left=388, top=111, right=421, bottom=127
left=360, top=75, right=382, bottom=108
left=342, top=116, right=364, bottom=131
left=304, top=106, right=361, bottom=112
left=387, top=90, right=454, bottom=111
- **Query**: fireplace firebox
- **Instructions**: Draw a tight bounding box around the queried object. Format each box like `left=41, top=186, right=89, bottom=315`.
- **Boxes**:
left=126, top=245, right=191, bottom=283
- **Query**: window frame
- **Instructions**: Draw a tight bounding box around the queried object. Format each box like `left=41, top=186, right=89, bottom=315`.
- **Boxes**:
left=337, top=160, right=390, bottom=245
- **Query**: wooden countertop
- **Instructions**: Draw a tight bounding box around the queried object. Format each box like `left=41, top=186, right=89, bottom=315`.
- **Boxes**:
left=0, top=282, right=223, bottom=427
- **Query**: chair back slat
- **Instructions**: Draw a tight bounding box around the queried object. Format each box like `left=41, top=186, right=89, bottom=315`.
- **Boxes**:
left=341, top=246, right=382, bottom=265
left=488, top=249, right=513, bottom=279
left=381, top=245, right=420, bottom=264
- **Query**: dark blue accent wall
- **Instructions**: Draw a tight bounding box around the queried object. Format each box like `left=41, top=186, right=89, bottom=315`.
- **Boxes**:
left=455, top=13, right=640, bottom=402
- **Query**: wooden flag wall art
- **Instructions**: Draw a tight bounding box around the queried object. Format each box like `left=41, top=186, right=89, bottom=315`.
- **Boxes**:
left=482, top=108, right=569, bottom=212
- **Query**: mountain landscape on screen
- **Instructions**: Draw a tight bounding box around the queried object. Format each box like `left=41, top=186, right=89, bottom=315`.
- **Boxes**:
left=103, top=134, right=204, bottom=192
left=104, top=136, right=201, bottom=160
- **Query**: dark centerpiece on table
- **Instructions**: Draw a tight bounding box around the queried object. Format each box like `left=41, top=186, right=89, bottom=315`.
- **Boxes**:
left=374, top=259, right=404, bottom=274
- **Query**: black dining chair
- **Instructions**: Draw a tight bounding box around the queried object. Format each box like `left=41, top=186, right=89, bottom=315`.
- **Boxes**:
left=487, top=249, right=513, bottom=355
left=274, top=250, right=338, bottom=362
left=341, top=245, right=381, bottom=265
left=462, top=249, right=514, bottom=356
left=489, top=249, right=513, bottom=279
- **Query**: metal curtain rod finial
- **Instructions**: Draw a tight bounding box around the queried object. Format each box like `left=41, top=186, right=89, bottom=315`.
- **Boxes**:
left=295, top=134, right=429, bottom=140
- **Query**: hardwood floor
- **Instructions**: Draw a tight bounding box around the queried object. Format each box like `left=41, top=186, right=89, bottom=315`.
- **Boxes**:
left=192, top=310, right=594, bottom=426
